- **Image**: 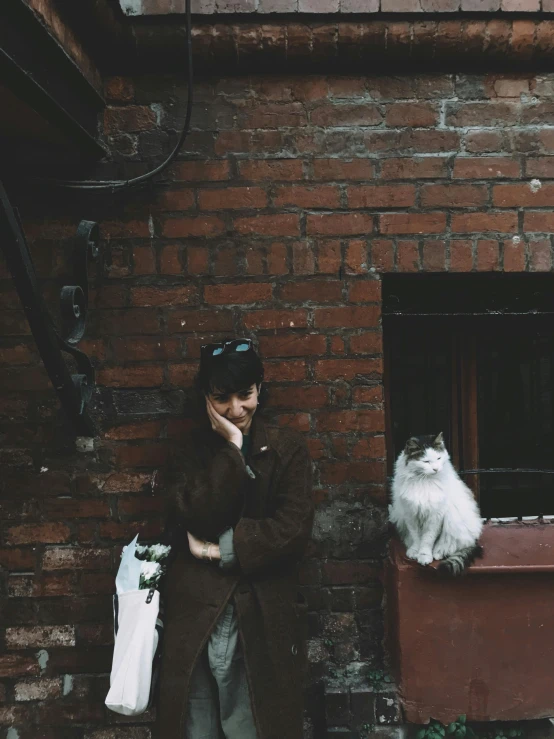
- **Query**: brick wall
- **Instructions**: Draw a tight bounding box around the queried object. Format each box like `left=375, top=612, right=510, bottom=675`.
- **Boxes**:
left=2, top=71, right=554, bottom=738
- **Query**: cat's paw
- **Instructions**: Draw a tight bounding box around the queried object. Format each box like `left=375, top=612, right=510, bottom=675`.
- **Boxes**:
left=415, top=550, right=433, bottom=566
left=433, top=547, right=447, bottom=560
left=406, top=546, right=419, bottom=560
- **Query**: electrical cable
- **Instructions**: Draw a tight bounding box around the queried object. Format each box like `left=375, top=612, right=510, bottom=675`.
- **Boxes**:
left=31, top=0, right=193, bottom=192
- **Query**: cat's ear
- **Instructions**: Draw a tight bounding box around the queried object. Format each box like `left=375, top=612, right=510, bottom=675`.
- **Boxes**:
left=434, top=431, right=444, bottom=448
left=405, top=437, right=421, bottom=454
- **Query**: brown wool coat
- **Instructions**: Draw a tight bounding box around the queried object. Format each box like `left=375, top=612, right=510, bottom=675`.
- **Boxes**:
left=155, top=415, right=314, bottom=739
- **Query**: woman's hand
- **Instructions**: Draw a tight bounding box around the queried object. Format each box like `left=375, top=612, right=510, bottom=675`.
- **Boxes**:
left=206, top=399, right=243, bottom=449
left=187, top=531, right=221, bottom=562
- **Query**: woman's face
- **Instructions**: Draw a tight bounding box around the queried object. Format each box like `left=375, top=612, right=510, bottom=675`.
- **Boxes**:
left=208, top=383, right=260, bottom=434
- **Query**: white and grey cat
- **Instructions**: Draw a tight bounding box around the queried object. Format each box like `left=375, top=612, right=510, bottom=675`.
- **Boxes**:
left=389, top=432, right=483, bottom=575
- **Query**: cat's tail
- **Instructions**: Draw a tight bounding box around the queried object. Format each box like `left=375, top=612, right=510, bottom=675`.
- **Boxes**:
left=438, top=544, right=483, bottom=576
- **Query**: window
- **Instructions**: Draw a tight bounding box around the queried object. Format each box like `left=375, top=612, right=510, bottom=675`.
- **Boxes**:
left=383, top=274, right=554, bottom=519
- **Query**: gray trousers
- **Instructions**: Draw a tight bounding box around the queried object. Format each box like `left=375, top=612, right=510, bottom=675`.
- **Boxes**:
left=185, top=602, right=258, bottom=739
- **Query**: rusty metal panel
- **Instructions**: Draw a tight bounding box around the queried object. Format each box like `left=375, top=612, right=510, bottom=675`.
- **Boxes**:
left=385, top=523, right=554, bottom=724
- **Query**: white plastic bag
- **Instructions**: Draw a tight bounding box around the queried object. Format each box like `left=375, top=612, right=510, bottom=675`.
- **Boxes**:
left=105, top=587, right=161, bottom=716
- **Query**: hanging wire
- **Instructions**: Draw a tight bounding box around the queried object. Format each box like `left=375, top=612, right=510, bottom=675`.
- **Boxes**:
left=31, top=0, right=193, bottom=192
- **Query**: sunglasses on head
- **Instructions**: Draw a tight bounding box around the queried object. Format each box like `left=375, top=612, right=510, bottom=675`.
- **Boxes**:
left=201, top=338, right=253, bottom=359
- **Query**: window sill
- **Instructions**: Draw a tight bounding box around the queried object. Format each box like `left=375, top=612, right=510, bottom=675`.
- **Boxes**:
left=385, top=523, right=554, bottom=724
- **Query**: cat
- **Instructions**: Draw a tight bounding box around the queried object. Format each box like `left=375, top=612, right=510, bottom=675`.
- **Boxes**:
left=389, top=432, right=483, bottom=575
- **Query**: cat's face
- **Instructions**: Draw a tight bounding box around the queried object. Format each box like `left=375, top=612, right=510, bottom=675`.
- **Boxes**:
left=403, top=432, right=448, bottom=476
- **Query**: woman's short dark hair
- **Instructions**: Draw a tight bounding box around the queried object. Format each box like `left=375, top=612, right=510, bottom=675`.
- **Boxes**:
left=194, top=342, right=268, bottom=409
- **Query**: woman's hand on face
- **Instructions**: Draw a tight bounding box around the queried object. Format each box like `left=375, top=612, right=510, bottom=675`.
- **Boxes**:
left=206, top=398, right=243, bottom=449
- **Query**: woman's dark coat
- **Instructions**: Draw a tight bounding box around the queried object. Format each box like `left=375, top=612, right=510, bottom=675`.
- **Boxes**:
left=155, top=415, right=314, bottom=739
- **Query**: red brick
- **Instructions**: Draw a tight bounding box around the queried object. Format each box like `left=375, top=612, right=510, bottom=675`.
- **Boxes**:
left=316, top=409, right=384, bottom=433
left=280, top=280, right=343, bottom=303
left=380, top=213, right=446, bottom=235
left=352, top=385, right=384, bottom=404
left=199, top=187, right=268, bottom=210
left=157, top=189, right=195, bottom=211
left=104, top=106, right=156, bottom=133
left=112, top=337, right=181, bottom=362
left=133, top=246, right=156, bottom=275
left=314, top=358, right=382, bottom=381
left=314, top=306, right=380, bottom=328
left=345, top=241, right=368, bottom=275
left=275, top=412, right=311, bottom=433
left=476, top=240, right=500, bottom=271
left=42, top=547, right=111, bottom=570
left=268, top=386, right=328, bottom=409
left=380, top=157, right=449, bottom=180
left=234, top=214, right=299, bottom=237
left=524, top=212, right=554, bottom=232
left=0, top=345, right=35, bottom=365
left=264, top=360, right=307, bottom=382
left=0, top=655, right=40, bottom=678
left=321, top=460, right=385, bottom=484
left=267, top=242, right=289, bottom=275
left=330, top=335, right=345, bottom=354
left=169, top=160, right=230, bottom=182
left=115, top=443, right=168, bottom=469
left=348, top=185, right=415, bottom=209
left=101, top=472, right=152, bottom=493
left=98, top=366, right=164, bottom=388
left=243, top=309, right=308, bottom=330
left=131, top=286, right=197, bottom=307
left=385, top=102, right=438, bottom=127
left=446, top=102, right=519, bottom=127
left=243, top=102, right=307, bottom=128
left=238, top=159, right=304, bottom=181
left=245, top=246, right=265, bottom=275
left=453, top=157, right=521, bottom=179
left=204, top=283, right=271, bottom=304
left=348, top=280, right=382, bottom=303
left=504, top=239, right=526, bottom=272
left=160, top=245, right=182, bottom=275
left=493, top=183, right=554, bottom=207
left=104, top=76, right=134, bottom=102
left=525, top=158, right=554, bottom=178
left=307, top=213, right=374, bottom=236
left=104, top=421, right=163, bottom=440
left=43, top=499, right=110, bottom=519
left=292, top=243, right=315, bottom=274
left=398, top=129, right=460, bottom=153
left=274, top=185, right=340, bottom=209
left=214, top=247, right=239, bottom=277
left=258, top=333, right=326, bottom=357
left=6, top=523, right=71, bottom=546
left=350, top=332, right=383, bottom=354
left=452, top=212, right=517, bottom=233
left=162, top=216, right=225, bottom=238
left=529, top=240, right=552, bottom=271
left=317, top=241, right=342, bottom=274
left=102, top=220, right=151, bottom=238
left=167, top=362, right=199, bottom=385
left=352, top=435, right=386, bottom=459
left=313, top=159, right=374, bottom=181
left=371, top=240, right=395, bottom=271
left=421, top=185, right=489, bottom=208
left=311, top=103, right=381, bottom=127
left=0, top=548, right=36, bottom=571
left=450, top=240, right=474, bottom=272
left=166, top=309, right=234, bottom=333
left=118, top=496, right=164, bottom=516
left=423, top=241, right=446, bottom=271
left=397, top=241, right=420, bottom=272
left=464, top=130, right=505, bottom=153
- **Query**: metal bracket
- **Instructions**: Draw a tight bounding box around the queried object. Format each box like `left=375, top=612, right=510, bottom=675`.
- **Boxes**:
left=0, top=179, right=99, bottom=435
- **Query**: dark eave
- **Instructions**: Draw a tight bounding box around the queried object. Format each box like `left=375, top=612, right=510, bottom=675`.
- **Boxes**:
left=0, top=0, right=106, bottom=159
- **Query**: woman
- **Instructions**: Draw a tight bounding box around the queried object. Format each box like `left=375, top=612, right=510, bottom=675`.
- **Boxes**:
left=156, top=338, right=314, bottom=739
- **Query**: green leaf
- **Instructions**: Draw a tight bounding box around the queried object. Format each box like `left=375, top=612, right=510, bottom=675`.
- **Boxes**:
left=458, top=716, right=467, bottom=724
left=447, top=724, right=457, bottom=735
left=416, top=728, right=427, bottom=739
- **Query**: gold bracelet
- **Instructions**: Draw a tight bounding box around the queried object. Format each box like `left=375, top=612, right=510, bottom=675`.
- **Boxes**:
left=201, top=542, right=209, bottom=560
left=207, top=543, right=213, bottom=561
